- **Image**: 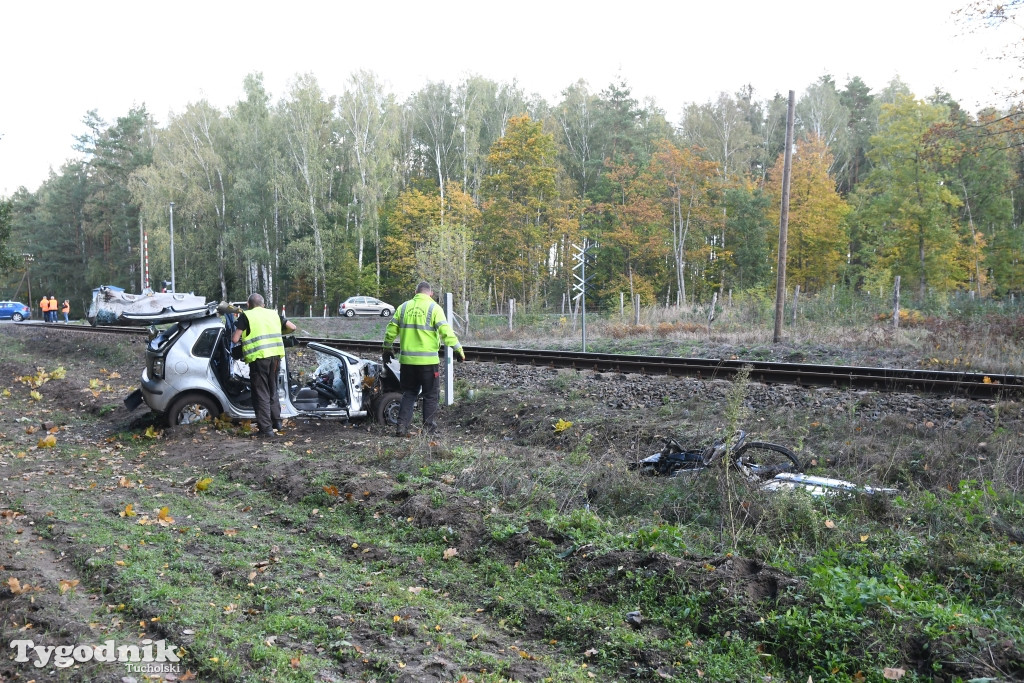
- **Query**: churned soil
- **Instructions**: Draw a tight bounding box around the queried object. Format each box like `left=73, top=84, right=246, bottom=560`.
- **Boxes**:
left=0, top=320, right=1021, bottom=681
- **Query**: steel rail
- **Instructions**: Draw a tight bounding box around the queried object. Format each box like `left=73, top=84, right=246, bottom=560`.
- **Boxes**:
left=299, top=337, right=1023, bottom=398
left=18, top=326, right=1022, bottom=398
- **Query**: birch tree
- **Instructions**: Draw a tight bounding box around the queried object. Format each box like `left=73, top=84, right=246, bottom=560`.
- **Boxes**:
left=280, top=74, right=336, bottom=305
left=338, top=70, right=399, bottom=288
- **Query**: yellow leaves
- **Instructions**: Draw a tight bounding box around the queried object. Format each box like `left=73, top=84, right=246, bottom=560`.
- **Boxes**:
left=18, top=367, right=63, bottom=388
left=37, top=434, right=56, bottom=448
left=29, top=390, right=43, bottom=402
left=144, top=425, right=162, bottom=439
left=58, top=579, right=79, bottom=594
left=860, top=534, right=870, bottom=543
left=119, top=504, right=136, bottom=518
left=392, top=615, right=402, bottom=623
left=443, top=547, right=458, bottom=561
left=322, top=485, right=339, bottom=497
left=195, top=477, right=214, bottom=492
left=6, top=577, right=36, bottom=595
left=553, top=418, right=573, bottom=433
left=129, top=507, right=174, bottom=527
left=157, top=507, right=174, bottom=525
left=118, top=477, right=135, bottom=488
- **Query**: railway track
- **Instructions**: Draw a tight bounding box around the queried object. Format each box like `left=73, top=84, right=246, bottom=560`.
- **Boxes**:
left=17, top=323, right=1023, bottom=398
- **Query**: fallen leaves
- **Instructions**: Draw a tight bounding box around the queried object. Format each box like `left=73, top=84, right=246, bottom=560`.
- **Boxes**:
left=6, top=577, right=40, bottom=595
left=195, top=477, right=214, bottom=492
left=553, top=418, right=573, bottom=433
left=119, top=504, right=136, bottom=518
left=443, top=547, right=458, bottom=561
left=36, top=434, right=56, bottom=449
left=883, top=668, right=906, bottom=680
left=58, top=579, right=79, bottom=594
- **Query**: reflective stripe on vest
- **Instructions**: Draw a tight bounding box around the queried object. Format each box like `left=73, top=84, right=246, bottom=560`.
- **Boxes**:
left=241, top=308, right=284, bottom=362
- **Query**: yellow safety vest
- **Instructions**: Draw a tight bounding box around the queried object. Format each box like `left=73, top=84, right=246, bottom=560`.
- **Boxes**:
left=241, top=307, right=285, bottom=362
left=383, top=293, right=462, bottom=365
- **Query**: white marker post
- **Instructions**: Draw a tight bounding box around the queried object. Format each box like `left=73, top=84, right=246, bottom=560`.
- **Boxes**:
left=445, top=292, right=454, bottom=405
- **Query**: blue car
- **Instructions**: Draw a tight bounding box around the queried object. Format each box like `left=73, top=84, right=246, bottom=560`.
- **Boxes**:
left=0, top=301, right=31, bottom=322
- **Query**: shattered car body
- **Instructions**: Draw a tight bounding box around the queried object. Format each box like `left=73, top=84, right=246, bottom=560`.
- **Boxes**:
left=760, top=472, right=898, bottom=497
left=88, top=285, right=207, bottom=326
left=123, top=306, right=403, bottom=428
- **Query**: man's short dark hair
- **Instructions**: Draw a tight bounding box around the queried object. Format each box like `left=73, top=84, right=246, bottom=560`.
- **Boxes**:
left=416, top=281, right=432, bottom=294
left=247, top=293, right=265, bottom=308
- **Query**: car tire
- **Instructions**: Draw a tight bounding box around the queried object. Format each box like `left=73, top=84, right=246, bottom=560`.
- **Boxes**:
left=374, top=391, right=402, bottom=427
left=380, top=309, right=392, bottom=318
left=11, top=313, right=23, bottom=322
left=166, top=392, right=221, bottom=427
left=344, top=309, right=355, bottom=318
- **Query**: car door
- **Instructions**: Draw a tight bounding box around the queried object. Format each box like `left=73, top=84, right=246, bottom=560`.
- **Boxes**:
left=304, top=342, right=367, bottom=413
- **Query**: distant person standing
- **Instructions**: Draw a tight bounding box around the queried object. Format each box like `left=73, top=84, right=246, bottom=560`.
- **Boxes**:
left=39, top=295, right=50, bottom=322
left=47, top=295, right=58, bottom=323
left=61, top=299, right=70, bottom=323
left=382, top=281, right=465, bottom=437
left=231, top=293, right=297, bottom=437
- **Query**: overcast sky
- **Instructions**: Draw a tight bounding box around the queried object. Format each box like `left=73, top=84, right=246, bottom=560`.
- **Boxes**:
left=1, top=0, right=1019, bottom=196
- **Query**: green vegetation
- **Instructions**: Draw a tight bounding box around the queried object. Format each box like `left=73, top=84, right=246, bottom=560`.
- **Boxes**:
left=1, top=323, right=1023, bottom=681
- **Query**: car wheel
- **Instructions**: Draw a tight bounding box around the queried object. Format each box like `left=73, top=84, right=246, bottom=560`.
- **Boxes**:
left=344, top=309, right=355, bottom=317
left=380, top=309, right=392, bottom=318
left=11, top=313, right=23, bottom=322
left=166, top=392, right=221, bottom=427
left=374, top=391, right=403, bottom=427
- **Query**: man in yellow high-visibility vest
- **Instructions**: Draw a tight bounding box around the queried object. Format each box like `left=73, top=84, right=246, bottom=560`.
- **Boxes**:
left=232, top=293, right=296, bottom=437
left=382, top=281, right=465, bottom=437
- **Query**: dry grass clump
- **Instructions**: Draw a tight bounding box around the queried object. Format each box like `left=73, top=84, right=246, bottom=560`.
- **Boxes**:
left=874, top=309, right=929, bottom=326
left=606, top=323, right=651, bottom=339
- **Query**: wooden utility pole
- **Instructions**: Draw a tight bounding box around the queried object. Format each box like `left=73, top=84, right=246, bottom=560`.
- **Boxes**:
left=773, top=91, right=796, bottom=343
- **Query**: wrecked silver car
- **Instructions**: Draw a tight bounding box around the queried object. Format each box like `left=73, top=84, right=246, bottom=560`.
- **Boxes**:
left=123, top=304, right=403, bottom=428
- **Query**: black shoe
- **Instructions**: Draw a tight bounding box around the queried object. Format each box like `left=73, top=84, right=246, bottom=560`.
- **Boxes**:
left=273, top=421, right=283, bottom=431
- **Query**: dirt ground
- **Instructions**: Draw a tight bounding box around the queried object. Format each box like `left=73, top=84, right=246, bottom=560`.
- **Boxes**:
left=0, top=320, right=1021, bottom=682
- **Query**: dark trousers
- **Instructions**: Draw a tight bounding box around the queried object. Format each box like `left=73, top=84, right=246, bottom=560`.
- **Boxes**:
left=249, top=356, right=282, bottom=433
left=398, top=363, right=439, bottom=432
